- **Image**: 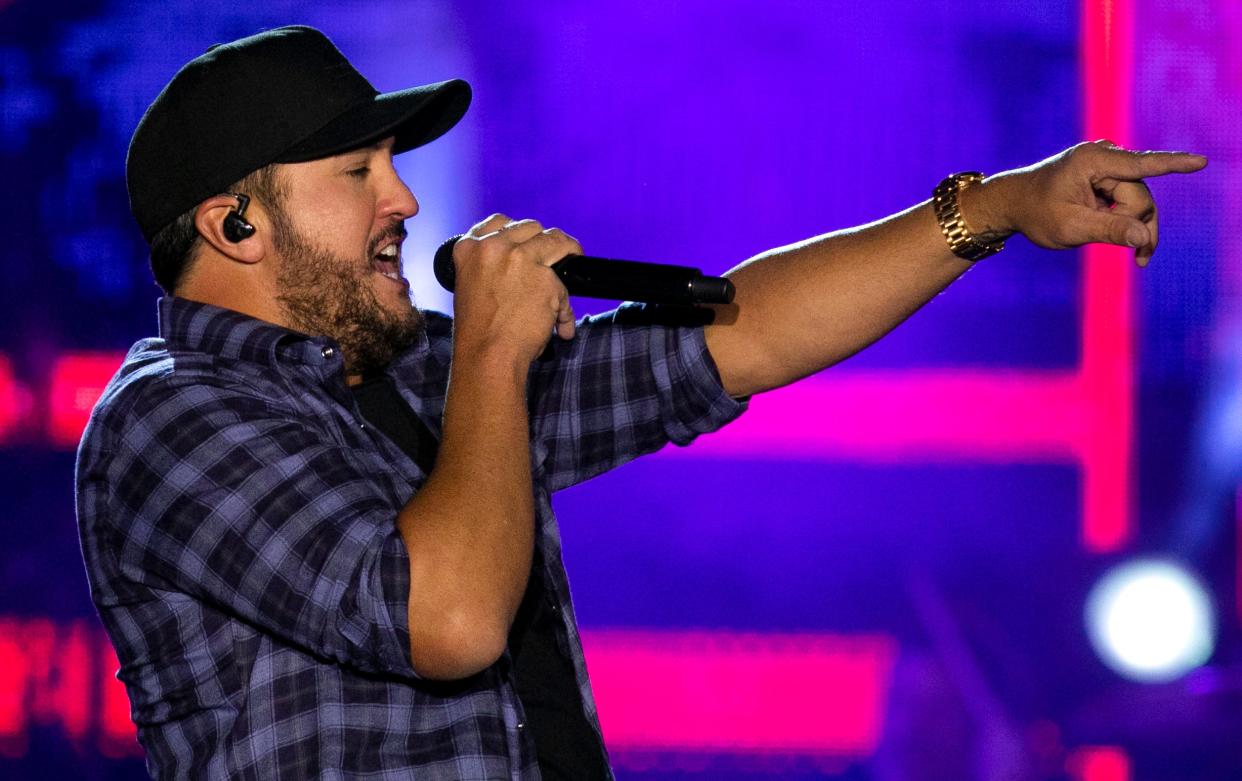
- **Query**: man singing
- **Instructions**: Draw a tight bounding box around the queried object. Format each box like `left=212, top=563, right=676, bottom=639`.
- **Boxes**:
left=76, top=25, right=1204, bottom=781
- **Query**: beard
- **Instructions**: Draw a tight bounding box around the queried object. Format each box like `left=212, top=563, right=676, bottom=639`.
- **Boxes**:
left=272, top=215, right=424, bottom=377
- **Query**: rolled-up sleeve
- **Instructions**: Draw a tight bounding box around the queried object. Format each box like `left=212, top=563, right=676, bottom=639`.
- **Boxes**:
left=96, top=376, right=416, bottom=679
left=527, top=302, right=748, bottom=492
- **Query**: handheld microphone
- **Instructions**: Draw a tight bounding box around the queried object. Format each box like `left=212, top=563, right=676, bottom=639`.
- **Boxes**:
left=433, top=235, right=735, bottom=306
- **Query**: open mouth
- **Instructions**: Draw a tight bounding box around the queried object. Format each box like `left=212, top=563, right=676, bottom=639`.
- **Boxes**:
left=372, top=242, right=405, bottom=285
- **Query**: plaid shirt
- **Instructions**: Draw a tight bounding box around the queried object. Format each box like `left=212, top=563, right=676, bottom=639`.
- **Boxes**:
left=76, top=296, right=745, bottom=780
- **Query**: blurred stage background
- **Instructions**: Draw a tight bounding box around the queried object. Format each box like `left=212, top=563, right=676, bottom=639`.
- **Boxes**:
left=1, top=0, right=1239, bottom=778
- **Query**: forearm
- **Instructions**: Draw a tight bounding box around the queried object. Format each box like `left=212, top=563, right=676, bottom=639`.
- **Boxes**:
left=704, top=177, right=1013, bottom=398
left=704, top=142, right=1210, bottom=399
left=395, top=345, right=534, bottom=679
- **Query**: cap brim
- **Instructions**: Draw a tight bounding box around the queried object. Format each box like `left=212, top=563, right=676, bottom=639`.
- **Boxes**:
left=275, top=78, right=471, bottom=163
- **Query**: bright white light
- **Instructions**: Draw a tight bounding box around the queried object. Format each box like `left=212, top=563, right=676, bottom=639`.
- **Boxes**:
left=1085, top=559, right=1215, bottom=683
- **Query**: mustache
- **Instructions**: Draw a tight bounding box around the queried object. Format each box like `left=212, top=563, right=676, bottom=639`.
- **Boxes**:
left=368, top=224, right=408, bottom=256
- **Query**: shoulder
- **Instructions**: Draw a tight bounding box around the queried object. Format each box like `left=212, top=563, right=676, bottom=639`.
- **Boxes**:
left=81, top=338, right=292, bottom=461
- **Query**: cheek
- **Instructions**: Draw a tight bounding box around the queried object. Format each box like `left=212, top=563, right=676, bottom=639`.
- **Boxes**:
left=288, top=198, right=373, bottom=257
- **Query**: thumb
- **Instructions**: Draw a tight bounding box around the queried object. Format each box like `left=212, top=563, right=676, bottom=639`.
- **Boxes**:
left=1073, top=208, right=1149, bottom=249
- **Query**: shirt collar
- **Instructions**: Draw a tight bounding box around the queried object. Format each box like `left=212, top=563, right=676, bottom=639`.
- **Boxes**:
left=157, top=295, right=333, bottom=369
left=156, top=296, right=432, bottom=371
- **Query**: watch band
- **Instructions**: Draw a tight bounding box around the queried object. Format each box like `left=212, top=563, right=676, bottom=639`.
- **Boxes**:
left=932, top=172, right=1005, bottom=262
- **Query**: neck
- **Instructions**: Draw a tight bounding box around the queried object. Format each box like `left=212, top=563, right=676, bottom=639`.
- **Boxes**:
left=177, top=268, right=290, bottom=330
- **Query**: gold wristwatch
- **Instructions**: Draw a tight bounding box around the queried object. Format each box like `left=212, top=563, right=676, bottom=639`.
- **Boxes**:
left=932, top=172, right=1005, bottom=262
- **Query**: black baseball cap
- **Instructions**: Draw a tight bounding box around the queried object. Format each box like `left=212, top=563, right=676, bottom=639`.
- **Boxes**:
left=126, top=25, right=471, bottom=243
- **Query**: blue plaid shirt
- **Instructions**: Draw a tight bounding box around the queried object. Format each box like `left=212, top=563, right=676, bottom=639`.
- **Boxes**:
left=76, top=296, right=745, bottom=780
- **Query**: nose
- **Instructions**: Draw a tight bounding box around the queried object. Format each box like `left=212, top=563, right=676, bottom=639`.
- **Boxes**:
left=371, top=136, right=419, bottom=222
left=378, top=165, right=419, bottom=222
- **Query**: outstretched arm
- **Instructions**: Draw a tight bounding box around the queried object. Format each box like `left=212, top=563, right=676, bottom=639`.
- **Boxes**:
left=703, top=141, right=1207, bottom=399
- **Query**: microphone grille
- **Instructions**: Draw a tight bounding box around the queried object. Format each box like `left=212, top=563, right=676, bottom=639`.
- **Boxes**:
left=433, top=235, right=463, bottom=292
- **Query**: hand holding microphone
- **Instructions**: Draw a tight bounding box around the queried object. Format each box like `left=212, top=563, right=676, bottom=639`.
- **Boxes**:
left=447, top=215, right=583, bottom=365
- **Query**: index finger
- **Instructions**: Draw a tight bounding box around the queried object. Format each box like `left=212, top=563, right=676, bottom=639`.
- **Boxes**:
left=514, top=229, right=582, bottom=269
left=1094, top=148, right=1208, bottom=181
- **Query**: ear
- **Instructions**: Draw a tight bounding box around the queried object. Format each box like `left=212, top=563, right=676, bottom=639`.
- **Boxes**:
left=195, top=195, right=266, bottom=264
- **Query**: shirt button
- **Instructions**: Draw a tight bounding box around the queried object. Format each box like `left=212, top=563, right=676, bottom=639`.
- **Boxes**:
left=321, top=346, right=335, bottom=359
left=517, top=722, right=525, bottom=730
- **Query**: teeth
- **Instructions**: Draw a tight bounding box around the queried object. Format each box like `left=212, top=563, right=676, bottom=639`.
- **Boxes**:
left=379, top=244, right=398, bottom=257
left=381, top=270, right=399, bottom=280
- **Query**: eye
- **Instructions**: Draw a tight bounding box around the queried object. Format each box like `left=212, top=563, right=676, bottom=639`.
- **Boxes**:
left=346, top=166, right=369, bottom=179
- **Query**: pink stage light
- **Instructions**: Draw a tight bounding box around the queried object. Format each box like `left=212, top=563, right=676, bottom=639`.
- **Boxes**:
left=0, top=354, right=33, bottom=444
left=47, top=352, right=125, bottom=448
left=679, top=370, right=1083, bottom=462
left=583, top=629, right=896, bottom=755
left=0, top=617, right=138, bottom=759
left=1068, top=745, right=1132, bottom=781
left=0, top=619, right=31, bottom=758
left=1079, top=0, right=1135, bottom=552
